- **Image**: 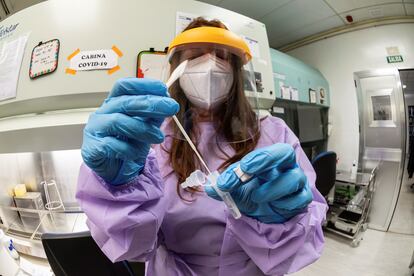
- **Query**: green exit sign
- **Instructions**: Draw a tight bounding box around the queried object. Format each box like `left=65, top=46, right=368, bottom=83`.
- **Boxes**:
left=387, top=55, right=403, bottom=63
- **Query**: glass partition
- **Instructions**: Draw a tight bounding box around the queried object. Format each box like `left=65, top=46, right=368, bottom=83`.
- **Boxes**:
left=0, top=149, right=85, bottom=239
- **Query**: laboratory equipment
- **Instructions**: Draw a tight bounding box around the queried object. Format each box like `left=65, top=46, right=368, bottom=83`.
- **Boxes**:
left=271, top=100, right=329, bottom=160
left=233, top=164, right=252, bottom=182
left=181, top=170, right=241, bottom=219
left=0, top=0, right=275, bottom=155
left=270, top=47, right=330, bottom=160
left=14, top=192, right=44, bottom=213
left=270, top=48, right=330, bottom=106
left=14, top=192, right=45, bottom=233
left=42, top=180, right=65, bottom=211
left=14, top=184, right=27, bottom=197
left=181, top=170, right=207, bottom=189
left=0, top=229, right=19, bottom=259
left=0, top=229, right=20, bottom=276
left=350, top=160, right=358, bottom=181
left=204, top=143, right=312, bottom=224
left=325, top=166, right=377, bottom=247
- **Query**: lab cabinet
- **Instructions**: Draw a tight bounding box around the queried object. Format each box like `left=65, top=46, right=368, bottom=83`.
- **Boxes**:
left=271, top=99, right=329, bottom=161
left=270, top=48, right=330, bottom=107
left=0, top=0, right=275, bottom=120
left=0, top=0, right=277, bottom=155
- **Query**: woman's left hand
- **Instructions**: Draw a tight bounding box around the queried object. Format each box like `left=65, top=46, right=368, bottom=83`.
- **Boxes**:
left=205, top=143, right=313, bottom=223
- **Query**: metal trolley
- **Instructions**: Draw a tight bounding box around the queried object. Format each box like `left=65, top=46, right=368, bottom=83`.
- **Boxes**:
left=325, top=166, right=377, bottom=247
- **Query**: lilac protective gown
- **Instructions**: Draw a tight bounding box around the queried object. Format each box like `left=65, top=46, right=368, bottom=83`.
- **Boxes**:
left=76, top=116, right=327, bottom=276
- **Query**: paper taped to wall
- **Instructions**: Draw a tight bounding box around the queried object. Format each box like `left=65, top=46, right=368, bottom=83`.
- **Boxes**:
left=0, top=34, right=29, bottom=102
left=291, top=87, right=299, bottom=101
left=29, top=39, right=60, bottom=79
left=69, top=49, right=118, bottom=71
left=66, top=46, right=123, bottom=75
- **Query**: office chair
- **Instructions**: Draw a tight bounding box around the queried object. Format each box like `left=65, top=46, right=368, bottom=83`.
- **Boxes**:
left=312, top=151, right=337, bottom=197
left=41, top=231, right=145, bottom=276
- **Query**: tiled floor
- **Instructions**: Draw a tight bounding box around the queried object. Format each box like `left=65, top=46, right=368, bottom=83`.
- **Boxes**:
left=292, top=229, right=414, bottom=276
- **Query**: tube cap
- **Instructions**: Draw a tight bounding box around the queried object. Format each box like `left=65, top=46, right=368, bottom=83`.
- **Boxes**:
left=233, top=164, right=252, bottom=182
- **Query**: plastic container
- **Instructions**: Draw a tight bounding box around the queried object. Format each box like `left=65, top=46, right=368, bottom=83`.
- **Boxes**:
left=350, top=160, right=357, bottom=181
left=181, top=170, right=242, bottom=219
left=42, top=180, right=65, bottom=211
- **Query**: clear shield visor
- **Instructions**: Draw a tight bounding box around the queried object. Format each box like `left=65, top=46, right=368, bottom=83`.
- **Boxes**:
left=162, top=43, right=260, bottom=144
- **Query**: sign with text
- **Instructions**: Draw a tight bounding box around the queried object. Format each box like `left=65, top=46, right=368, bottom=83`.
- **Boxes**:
left=70, top=49, right=117, bottom=70
left=66, top=45, right=123, bottom=75
left=0, top=34, right=29, bottom=101
left=387, top=55, right=403, bottom=63
left=0, top=23, right=19, bottom=40
left=29, top=39, right=60, bottom=79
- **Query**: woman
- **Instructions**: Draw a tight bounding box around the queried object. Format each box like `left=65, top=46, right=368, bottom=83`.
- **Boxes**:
left=77, top=18, right=327, bottom=275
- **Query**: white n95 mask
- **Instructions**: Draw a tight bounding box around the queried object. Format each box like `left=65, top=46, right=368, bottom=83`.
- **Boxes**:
left=179, top=53, right=234, bottom=110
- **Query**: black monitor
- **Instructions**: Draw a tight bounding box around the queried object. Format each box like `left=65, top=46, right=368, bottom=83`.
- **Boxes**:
left=41, top=231, right=145, bottom=276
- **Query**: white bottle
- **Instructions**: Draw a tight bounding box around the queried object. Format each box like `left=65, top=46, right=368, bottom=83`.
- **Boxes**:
left=0, top=230, right=20, bottom=276
left=0, top=229, right=19, bottom=259
left=350, top=160, right=357, bottom=181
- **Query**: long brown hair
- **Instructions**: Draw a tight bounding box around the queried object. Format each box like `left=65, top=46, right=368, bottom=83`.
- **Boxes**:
left=166, top=17, right=260, bottom=200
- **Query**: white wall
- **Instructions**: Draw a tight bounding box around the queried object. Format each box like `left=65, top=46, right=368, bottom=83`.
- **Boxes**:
left=288, top=23, right=414, bottom=171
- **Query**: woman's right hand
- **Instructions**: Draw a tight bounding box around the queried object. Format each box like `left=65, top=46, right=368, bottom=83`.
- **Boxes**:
left=81, top=78, right=179, bottom=186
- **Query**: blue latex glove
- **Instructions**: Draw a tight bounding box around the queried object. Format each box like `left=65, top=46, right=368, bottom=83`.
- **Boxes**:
left=81, top=78, right=179, bottom=185
left=205, top=143, right=313, bottom=223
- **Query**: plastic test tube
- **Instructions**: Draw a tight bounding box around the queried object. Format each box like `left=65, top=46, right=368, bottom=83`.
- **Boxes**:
left=207, top=171, right=242, bottom=219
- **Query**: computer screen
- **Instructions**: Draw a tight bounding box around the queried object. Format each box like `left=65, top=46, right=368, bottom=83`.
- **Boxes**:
left=297, top=105, right=324, bottom=143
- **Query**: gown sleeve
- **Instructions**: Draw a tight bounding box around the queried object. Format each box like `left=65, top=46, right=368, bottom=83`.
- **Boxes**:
left=226, top=117, right=328, bottom=275
left=76, top=149, right=168, bottom=262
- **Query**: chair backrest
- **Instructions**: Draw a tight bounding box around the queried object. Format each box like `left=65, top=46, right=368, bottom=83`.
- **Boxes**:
left=312, top=151, right=337, bottom=197
left=41, top=231, right=143, bottom=276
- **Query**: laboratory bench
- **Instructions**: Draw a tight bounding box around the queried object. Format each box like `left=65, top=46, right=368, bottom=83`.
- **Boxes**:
left=325, top=168, right=377, bottom=247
